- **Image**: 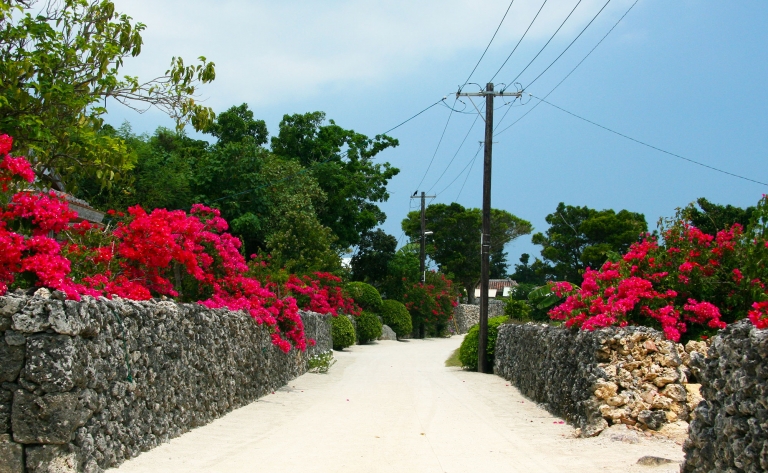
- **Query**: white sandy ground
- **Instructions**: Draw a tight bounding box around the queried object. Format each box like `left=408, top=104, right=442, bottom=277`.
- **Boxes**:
left=114, top=336, right=684, bottom=473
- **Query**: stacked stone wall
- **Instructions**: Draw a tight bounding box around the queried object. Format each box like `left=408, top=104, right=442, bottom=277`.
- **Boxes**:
left=683, top=320, right=768, bottom=472
left=494, top=323, right=705, bottom=436
left=0, top=290, right=331, bottom=472
left=453, top=301, right=505, bottom=334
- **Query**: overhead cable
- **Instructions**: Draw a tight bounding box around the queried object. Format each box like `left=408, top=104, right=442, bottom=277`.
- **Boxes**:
left=531, top=95, right=768, bottom=187
left=435, top=142, right=484, bottom=196
left=505, top=0, right=584, bottom=87
left=524, top=0, right=611, bottom=89
left=489, top=0, right=549, bottom=83
left=461, top=0, right=517, bottom=89
left=426, top=113, right=482, bottom=193
left=494, top=0, right=640, bottom=137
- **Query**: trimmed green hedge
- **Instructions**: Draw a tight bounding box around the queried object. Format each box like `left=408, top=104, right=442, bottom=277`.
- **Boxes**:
left=459, top=316, right=508, bottom=371
left=380, top=299, right=412, bottom=338
left=345, top=282, right=383, bottom=312
left=331, top=315, right=356, bottom=350
left=356, top=311, right=383, bottom=344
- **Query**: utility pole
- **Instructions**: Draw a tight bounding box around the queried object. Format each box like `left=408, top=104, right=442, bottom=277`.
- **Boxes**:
left=411, top=191, right=435, bottom=283
left=457, top=83, right=521, bottom=373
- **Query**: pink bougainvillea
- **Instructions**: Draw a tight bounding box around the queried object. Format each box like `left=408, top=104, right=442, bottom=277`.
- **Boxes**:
left=548, top=201, right=768, bottom=341
left=0, top=133, right=358, bottom=352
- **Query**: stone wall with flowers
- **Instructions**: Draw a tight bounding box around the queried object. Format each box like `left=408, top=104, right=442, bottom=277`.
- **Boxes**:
left=0, top=290, right=331, bottom=473
left=494, top=323, right=706, bottom=437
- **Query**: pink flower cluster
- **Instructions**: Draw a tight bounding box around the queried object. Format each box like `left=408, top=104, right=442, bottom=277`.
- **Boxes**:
left=284, top=272, right=360, bottom=317
left=548, top=217, right=762, bottom=341
left=0, top=134, right=359, bottom=352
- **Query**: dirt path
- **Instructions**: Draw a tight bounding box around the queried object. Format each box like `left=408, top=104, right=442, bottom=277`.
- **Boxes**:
left=114, top=336, right=683, bottom=473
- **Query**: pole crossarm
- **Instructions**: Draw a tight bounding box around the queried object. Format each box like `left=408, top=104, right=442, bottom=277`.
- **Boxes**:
left=456, top=91, right=522, bottom=97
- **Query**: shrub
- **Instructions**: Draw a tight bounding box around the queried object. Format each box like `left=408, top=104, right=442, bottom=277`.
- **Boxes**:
left=504, top=298, right=532, bottom=321
left=459, top=316, right=508, bottom=371
left=331, top=315, right=356, bottom=350
left=404, top=271, right=458, bottom=337
left=380, top=299, right=412, bottom=338
left=356, top=310, right=383, bottom=344
left=345, top=281, right=383, bottom=312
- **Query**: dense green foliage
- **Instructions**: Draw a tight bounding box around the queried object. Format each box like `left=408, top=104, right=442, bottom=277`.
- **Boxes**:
left=331, top=315, right=356, bottom=350
left=402, top=202, right=532, bottom=302
left=71, top=102, right=404, bottom=276
left=458, top=316, right=509, bottom=371
left=0, top=0, right=215, bottom=190
left=504, top=298, right=532, bottom=321
left=271, top=111, right=400, bottom=249
left=379, top=243, right=420, bottom=301
left=356, top=311, right=383, bottom=344
left=345, top=282, right=383, bottom=312
left=509, top=253, right=548, bottom=286
left=351, top=229, right=397, bottom=287
left=531, top=202, right=647, bottom=283
left=379, top=299, right=413, bottom=338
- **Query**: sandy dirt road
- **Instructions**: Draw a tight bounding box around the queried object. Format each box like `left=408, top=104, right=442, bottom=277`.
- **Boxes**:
left=115, top=336, right=684, bottom=473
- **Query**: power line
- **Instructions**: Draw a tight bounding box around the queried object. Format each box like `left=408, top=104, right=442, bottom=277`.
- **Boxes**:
left=456, top=145, right=482, bottom=201
left=415, top=99, right=456, bottom=191
left=495, top=0, right=640, bottom=137
left=506, top=0, right=584, bottom=87
left=426, top=112, right=482, bottom=193
left=525, top=0, right=611, bottom=89
left=435, top=142, right=484, bottom=197
left=489, top=0, right=549, bottom=83
left=381, top=97, right=447, bottom=135
left=531, top=94, right=768, bottom=187
left=461, top=0, right=517, bottom=89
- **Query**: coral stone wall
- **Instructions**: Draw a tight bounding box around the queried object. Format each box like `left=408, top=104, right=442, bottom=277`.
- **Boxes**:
left=0, top=290, right=331, bottom=473
left=453, top=302, right=504, bottom=334
left=683, top=320, right=768, bottom=472
left=494, top=323, right=705, bottom=436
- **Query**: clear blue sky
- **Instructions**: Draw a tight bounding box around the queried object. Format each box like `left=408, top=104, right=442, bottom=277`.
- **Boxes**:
left=107, top=0, right=768, bottom=271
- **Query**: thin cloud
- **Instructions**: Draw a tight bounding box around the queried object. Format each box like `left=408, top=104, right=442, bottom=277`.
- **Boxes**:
left=113, top=0, right=636, bottom=108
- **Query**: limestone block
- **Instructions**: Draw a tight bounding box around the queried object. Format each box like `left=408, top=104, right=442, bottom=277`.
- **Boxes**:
left=11, top=390, right=89, bottom=444
left=0, top=434, right=23, bottom=473
left=0, top=338, right=24, bottom=383
left=12, top=298, right=50, bottom=334
left=26, top=444, right=79, bottom=473
left=23, top=335, right=82, bottom=393
left=379, top=325, right=397, bottom=341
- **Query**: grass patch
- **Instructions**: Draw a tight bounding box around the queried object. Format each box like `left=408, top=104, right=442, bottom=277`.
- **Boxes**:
left=445, top=348, right=462, bottom=367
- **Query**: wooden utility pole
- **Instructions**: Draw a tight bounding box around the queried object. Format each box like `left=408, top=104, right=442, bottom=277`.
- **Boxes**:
left=457, top=83, right=521, bottom=373
left=411, top=191, right=435, bottom=283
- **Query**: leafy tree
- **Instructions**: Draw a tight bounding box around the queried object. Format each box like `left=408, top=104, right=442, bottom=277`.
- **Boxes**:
left=351, top=229, right=397, bottom=287
left=271, top=111, right=399, bottom=249
left=265, top=210, right=340, bottom=275
left=531, top=202, right=647, bottom=283
left=682, top=197, right=755, bottom=236
left=74, top=124, right=204, bottom=212
left=509, top=253, right=549, bottom=286
left=0, top=0, right=215, bottom=190
left=380, top=243, right=420, bottom=301
left=402, top=203, right=532, bottom=302
left=193, top=104, right=330, bottom=259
